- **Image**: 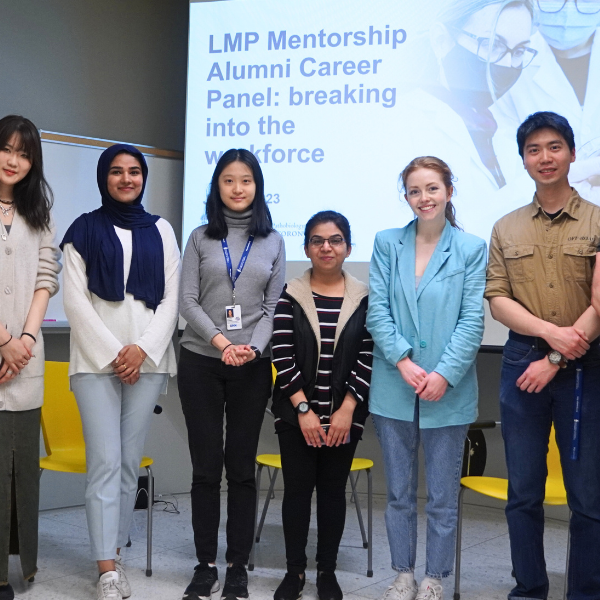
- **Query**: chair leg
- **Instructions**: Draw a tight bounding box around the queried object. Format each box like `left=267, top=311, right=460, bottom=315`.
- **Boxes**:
left=268, top=467, right=276, bottom=500
left=350, top=470, right=360, bottom=504
left=367, top=468, right=373, bottom=577
left=454, top=486, right=466, bottom=600
left=145, top=465, right=153, bottom=577
left=564, top=511, right=571, bottom=600
left=249, top=464, right=263, bottom=571
left=257, top=468, right=279, bottom=542
left=349, top=472, right=368, bottom=547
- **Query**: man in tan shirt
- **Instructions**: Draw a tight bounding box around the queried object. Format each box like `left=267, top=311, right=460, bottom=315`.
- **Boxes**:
left=485, top=111, right=600, bottom=600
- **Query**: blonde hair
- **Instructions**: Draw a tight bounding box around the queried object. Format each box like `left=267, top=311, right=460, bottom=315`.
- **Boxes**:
left=400, top=156, right=461, bottom=229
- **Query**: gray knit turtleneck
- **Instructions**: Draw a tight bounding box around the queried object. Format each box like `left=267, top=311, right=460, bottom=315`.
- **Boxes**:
left=179, top=208, right=286, bottom=359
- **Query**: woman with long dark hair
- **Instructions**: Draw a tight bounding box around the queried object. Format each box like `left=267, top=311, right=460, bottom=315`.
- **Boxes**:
left=178, top=148, right=285, bottom=600
left=0, top=115, right=61, bottom=600
left=368, top=157, right=486, bottom=600
left=61, top=144, right=180, bottom=600
left=271, top=211, right=373, bottom=600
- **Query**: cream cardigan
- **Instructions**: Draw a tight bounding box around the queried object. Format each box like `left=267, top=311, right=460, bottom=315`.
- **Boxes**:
left=0, top=212, right=61, bottom=412
left=62, top=218, right=180, bottom=379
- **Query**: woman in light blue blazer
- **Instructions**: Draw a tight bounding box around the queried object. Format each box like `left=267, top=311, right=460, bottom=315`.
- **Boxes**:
left=367, top=157, right=486, bottom=600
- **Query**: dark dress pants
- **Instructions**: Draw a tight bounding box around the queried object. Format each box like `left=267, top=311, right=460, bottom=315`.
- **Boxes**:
left=278, top=424, right=358, bottom=574
left=178, top=347, right=272, bottom=565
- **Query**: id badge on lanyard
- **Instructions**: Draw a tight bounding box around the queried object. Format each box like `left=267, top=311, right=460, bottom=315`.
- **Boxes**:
left=222, top=235, right=254, bottom=331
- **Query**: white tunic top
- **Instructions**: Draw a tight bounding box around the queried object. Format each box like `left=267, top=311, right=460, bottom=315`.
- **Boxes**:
left=63, top=218, right=180, bottom=379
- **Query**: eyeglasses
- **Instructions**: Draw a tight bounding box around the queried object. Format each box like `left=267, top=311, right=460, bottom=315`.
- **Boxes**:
left=308, top=235, right=346, bottom=248
left=537, top=0, right=600, bottom=14
left=452, top=28, right=538, bottom=68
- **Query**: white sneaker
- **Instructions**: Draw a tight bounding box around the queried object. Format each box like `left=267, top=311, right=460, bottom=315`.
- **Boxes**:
left=415, top=583, right=443, bottom=600
left=382, top=573, right=418, bottom=600
left=115, top=555, right=131, bottom=599
left=97, top=571, right=122, bottom=600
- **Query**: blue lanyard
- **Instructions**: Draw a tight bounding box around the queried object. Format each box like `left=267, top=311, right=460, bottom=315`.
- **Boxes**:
left=571, top=361, right=583, bottom=461
left=221, top=235, right=254, bottom=303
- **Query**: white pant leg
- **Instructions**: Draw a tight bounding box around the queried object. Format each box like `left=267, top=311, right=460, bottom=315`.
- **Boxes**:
left=116, top=373, right=167, bottom=549
left=71, top=373, right=123, bottom=560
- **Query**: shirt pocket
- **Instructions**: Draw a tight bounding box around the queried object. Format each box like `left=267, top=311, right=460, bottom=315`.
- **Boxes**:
left=563, top=244, right=596, bottom=282
left=502, top=244, right=535, bottom=283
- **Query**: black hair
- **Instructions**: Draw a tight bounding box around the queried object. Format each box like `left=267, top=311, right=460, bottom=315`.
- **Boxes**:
left=304, top=210, right=352, bottom=248
left=516, top=111, right=575, bottom=158
left=205, top=148, right=273, bottom=239
left=0, top=115, right=53, bottom=231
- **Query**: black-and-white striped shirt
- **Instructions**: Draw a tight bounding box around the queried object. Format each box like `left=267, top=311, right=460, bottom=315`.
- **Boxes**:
left=272, top=292, right=373, bottom=440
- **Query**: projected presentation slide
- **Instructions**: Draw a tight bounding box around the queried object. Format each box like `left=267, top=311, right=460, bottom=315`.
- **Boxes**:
left=184, top=0, right=600, bottom=261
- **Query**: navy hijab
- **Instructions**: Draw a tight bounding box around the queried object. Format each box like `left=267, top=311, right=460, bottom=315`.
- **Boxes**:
left=61, top=144, right=165, bottom=311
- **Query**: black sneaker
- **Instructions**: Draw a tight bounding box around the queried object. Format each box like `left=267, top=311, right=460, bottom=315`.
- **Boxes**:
left=274, top=573, right=305, bottom=600
left=183, top=563, right=220, bottom=600
left=316, top=571, right=342, bottom=600
left=0, top=584, right=14, bottom=600
left=222, top=564, right=249, bottom=600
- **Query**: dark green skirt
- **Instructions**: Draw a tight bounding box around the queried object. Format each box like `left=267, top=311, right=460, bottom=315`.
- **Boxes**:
left=0, top=408, right=40, bottom=584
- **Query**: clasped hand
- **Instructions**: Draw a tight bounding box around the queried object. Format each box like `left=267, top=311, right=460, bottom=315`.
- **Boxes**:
left=0, top=335, right=35, bottom=384
left=546, top=325, right=589, bottom=360
left=221, top=344, right=256, bottom=366
left=396, top=357, right=448, bottom=401
left=112, top=344, right=147, bottom=385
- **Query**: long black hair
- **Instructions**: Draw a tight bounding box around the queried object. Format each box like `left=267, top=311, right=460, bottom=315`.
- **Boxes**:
left=205, top=148, right=273, bottom=239
left=0, top=115, right=53, bottom=231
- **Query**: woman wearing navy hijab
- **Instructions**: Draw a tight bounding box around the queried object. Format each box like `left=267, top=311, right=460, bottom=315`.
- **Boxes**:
left=61, top=144, right=180, bottom=600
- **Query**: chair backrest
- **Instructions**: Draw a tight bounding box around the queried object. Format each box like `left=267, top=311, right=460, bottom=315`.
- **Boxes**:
left=42, top=361, right=85, bottom=457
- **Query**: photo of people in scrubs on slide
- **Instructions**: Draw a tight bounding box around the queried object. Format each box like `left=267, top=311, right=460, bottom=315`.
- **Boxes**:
left=386, top=0, right=535, bottom=237
left=494, top=0, right=600, bottom=203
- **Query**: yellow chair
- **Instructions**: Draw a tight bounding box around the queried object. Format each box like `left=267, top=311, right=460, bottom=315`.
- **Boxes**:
left=248, top=454, right=374, bottom=576
left=40, top=361, right=156, bottom=576
left=454, top=425, right=568, bottom=600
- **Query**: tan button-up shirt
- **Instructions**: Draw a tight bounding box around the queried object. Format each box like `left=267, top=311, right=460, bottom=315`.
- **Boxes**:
left=485, top=189, right=600, bottom=328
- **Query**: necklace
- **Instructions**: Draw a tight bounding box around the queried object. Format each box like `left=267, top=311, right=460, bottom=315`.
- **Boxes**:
left=0, top=198, right=14, bottom=205
left=0, top=204, right=12, bottom=217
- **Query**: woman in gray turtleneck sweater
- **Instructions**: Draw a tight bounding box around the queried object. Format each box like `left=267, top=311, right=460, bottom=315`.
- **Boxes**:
left=178, top=149, right=285, bottom=600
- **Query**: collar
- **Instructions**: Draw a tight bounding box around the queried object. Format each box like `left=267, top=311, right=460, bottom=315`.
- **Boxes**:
left=530, top=188, right=582, bottom=220
left=398, top=218, right=454, bottom=251
left=285, top=268, right=368, bottom=352
left=223, top=206, right=253, bottom=228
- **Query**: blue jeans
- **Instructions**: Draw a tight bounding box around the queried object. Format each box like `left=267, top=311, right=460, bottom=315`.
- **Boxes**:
left=373, top=404, right=468, bottom=579
left=500, top=338, right=600, bottom=600
left=71, top=372, right=167, bottom=560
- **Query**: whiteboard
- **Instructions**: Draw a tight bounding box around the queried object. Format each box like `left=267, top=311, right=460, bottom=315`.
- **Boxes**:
left=40, top=137, right=184, bottom=327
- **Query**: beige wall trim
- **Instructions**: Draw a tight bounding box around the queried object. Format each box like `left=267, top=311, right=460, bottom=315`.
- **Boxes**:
left=40, top=131, right=184, bottom=160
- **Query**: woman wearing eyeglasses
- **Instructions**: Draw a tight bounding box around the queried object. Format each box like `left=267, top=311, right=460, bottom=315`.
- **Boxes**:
left=494, top=0, right=600, bottom=204
left=270, top=211, right=373, bottom=600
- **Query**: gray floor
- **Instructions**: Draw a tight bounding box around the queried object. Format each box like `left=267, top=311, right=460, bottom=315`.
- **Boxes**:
left=7, top=492, right=569, bottom=600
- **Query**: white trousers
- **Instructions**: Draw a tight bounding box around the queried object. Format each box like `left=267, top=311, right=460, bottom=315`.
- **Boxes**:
left=71, top=372, right=167, bottom=560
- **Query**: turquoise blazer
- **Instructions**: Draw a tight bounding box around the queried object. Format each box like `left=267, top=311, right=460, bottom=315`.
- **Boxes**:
left=367, top=220, right=486, bottom=428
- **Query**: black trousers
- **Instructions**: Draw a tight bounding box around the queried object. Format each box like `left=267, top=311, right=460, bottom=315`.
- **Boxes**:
left=278, top=425, right=359, bottom=574
left=178, top=347, right=272, bottom=564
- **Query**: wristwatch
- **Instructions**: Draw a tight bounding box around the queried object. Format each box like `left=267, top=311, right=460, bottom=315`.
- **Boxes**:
left=295, top=401, right=310, bottom=415
left=250, top=346, right=261, bottom=360
left=547, top=350, right=567, bottom=368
